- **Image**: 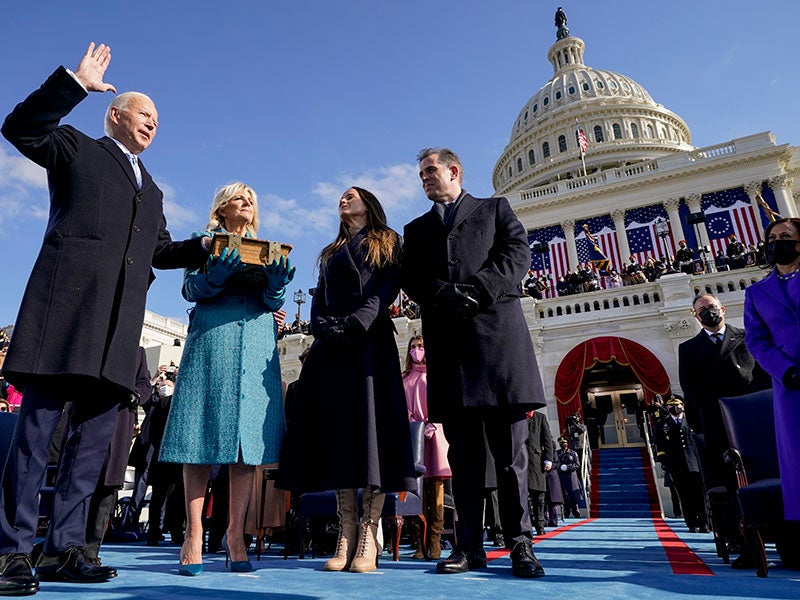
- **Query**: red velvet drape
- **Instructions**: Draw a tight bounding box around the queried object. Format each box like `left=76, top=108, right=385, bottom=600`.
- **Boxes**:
left=553, top=336, right=671, bottom=430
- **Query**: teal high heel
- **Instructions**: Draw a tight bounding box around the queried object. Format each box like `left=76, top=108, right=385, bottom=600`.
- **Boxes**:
left=178, top=563, right=204, bottom=576
left=178, top=542, right=203, bottom=576
left=222, top=534, right=253, bottom=573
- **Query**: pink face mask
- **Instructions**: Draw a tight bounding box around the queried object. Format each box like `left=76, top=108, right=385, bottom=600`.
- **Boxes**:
left=410, top=347, right=425, bottom=363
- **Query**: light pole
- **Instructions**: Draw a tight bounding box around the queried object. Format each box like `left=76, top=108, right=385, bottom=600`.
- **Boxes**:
left=654, top=217, right=670, bottom=263
left=293, top=290, right=306, bottom=324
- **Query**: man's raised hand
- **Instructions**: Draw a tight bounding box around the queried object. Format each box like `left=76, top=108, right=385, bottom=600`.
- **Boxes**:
left=74, top=42, right=117, bottom=93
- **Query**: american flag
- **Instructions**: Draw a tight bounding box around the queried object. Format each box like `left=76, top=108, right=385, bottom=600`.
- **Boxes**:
left=625, top=204, right=675, bottom=264
left=702, top=188, right=762, bottom=255
left=528, top=225, right=569, bottom=296
left=577, top=128, right=589, bottom=155
left=575, top=216, right=622, bottom=281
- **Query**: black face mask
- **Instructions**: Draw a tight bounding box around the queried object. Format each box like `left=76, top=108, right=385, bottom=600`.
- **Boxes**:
left=697, top=306, right=723, bottom=328
left=668, top=406, right=683, bottom=416
left=766, top=239, right=800, bottom=266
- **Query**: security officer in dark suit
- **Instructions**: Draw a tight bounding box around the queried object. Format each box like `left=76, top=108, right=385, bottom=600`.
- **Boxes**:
left=555, top=437, right=581, bottom=518
left=655, top=396, right=707, bottom=532
left=0, top=44, right=208, bottom=596
left=526, top=411, right=554, bottom=535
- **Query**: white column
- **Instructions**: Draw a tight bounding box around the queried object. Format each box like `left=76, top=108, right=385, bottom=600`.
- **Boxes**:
left=611, top=208, right=630, bottom=266
left=744, top=180, right=766, bottom=237
left=561, top=218, right=578, bottom=271
left=685, top=193, right=711, bottom=249
left=768, top=175, right=798, bottom=218
left=663, top=197, right=685, bottom=243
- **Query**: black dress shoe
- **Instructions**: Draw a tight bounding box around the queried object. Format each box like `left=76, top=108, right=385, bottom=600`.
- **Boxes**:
left=731, top=553, right=756, bottom=570
left=510, top=540, right=545, bottom=578
left=688, top=527, right=697, bottom=533
left=435, top=549, right=487, bottom=574
left=698, top=526, right=709, bottom=533
left=0, top=553, right=39, bottom=596
left=535, top=526, right=546, bottom=536
left=35, top=546, right=117, bottom=583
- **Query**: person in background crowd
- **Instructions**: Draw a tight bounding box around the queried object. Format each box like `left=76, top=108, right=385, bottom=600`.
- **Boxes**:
left=277, top=186, right=416, bottom=574
left=144, top=375, right=184, bottom=548
left=526, top=411, right=553, bottom=536
left=544, top=439, right=564, bottom=527
left=159, top=182, right=293, bottom=576
left=556, top=437, right=581, bottom=519
left=654, top=396, right=708, bottom=533
left=675, top=240, right=695, bottom=274
left=726, top=234, right=746, bottom=269
left=81, top=348, right=151, bottom=565
left=0, top=42, right=209, bottom=596
left=402, top=147, right=546, bottom=578
left=402, top=335, right=451, bottom=560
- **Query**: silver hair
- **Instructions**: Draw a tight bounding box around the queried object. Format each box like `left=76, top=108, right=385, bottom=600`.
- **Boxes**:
left=103, top=92, right=154, bottom=136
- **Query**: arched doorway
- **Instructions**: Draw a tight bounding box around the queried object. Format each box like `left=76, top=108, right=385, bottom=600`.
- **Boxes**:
left=554, top=336, right=671, bottom=448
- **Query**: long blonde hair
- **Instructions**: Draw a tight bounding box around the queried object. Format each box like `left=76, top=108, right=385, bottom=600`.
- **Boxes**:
left=318, top=187, right=399, bottom=269
left=206, top=182, right=259, bottom=237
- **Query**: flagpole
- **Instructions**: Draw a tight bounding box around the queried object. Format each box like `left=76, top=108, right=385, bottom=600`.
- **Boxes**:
left=576, top=119, right=587, bottom=178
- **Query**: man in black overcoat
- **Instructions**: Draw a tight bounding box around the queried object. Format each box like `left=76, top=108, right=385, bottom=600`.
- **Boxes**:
left=401, top=147, right=547, bottom=579
left=526, top=411, right=553, bottom=535
left=0, top=44, right=208, bottom=595
left=678, top=294, right=770, bottom=485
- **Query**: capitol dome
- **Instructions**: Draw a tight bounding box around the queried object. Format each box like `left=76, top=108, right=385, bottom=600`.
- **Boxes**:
left=493, top=23, right=694, bottom=195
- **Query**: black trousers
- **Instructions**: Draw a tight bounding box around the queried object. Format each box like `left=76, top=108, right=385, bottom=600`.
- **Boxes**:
left=0, top=378, right=124, bottom=555
left=443, top=408, right=532, bottom=552
left=671, top=470, right=706, bottom=529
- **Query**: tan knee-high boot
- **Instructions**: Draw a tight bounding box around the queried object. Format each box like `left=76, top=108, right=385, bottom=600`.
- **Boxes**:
left=427, top=478, right=445, bottom=560
left=349, top=487, right=385, bottom=573
left=324, top=489, right=358, bottom=571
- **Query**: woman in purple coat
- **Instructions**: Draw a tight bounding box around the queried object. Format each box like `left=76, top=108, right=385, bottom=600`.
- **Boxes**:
left=743, top=217, right=800, bottom=521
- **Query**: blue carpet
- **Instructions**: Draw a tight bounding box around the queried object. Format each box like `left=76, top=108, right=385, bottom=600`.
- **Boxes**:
left=27, top=518, right=799, bottom=599
left=594, top=448, right=655, bottom=518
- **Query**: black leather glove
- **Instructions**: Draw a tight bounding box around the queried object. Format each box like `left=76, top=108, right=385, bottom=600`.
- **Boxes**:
left=783, top=366, right=800, bottom=390
left=434, top=283, right=481, bottom=319
left=314, top=315, right=361, bottom=342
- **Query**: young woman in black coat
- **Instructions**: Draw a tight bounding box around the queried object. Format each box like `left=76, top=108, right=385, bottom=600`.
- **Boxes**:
left=277, top=187, right=415, bottom=573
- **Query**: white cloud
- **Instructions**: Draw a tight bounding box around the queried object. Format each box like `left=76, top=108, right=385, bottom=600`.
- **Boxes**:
left=257, top=162, right=427, bottom=245
left=0, top=146, right=48, bottom=225
left=156, top=179, right=200, bottom=230
left=310, top=163, right=429, bottom=230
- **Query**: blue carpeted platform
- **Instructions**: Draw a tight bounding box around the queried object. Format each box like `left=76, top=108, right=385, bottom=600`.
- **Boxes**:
left=594, top=448, right=655, bottom=518
left=24, top=517, right=799, bottom=599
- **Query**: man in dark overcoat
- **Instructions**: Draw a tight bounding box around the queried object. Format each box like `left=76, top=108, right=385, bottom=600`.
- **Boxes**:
left=0, top=44, right=208, bottom=595
left=401, top=147, right=547, bottom=579
left=526, top=411, right=553, bottom=535
left=678, top=294, right=770, bottom=486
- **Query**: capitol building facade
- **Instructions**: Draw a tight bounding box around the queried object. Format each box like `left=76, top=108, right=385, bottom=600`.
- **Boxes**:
left=146, top=13, right=799, bottom=450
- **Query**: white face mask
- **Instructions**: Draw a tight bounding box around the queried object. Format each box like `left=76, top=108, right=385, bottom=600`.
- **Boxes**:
left=159, top=384, right=173, bottom=397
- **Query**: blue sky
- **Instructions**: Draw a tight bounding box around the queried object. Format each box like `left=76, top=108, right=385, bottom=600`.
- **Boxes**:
left=2, top=1, right=799, bottom=327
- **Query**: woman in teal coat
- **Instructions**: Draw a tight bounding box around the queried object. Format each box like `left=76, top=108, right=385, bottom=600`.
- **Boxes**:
left=160, top=182, right=294, bottom=575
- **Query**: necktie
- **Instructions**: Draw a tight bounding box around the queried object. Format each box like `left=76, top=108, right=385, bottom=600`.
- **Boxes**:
left=712, top=332, right=723, bottom=347
left=128, top=153, right=142, bottom=188
left=443, top=202, right=456, bottom=227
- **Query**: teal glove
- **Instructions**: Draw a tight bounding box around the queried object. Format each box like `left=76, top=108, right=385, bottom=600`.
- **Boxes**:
left=206, top=247, right=242, bottom=287
left=263, top=255, right=296, bottom=292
